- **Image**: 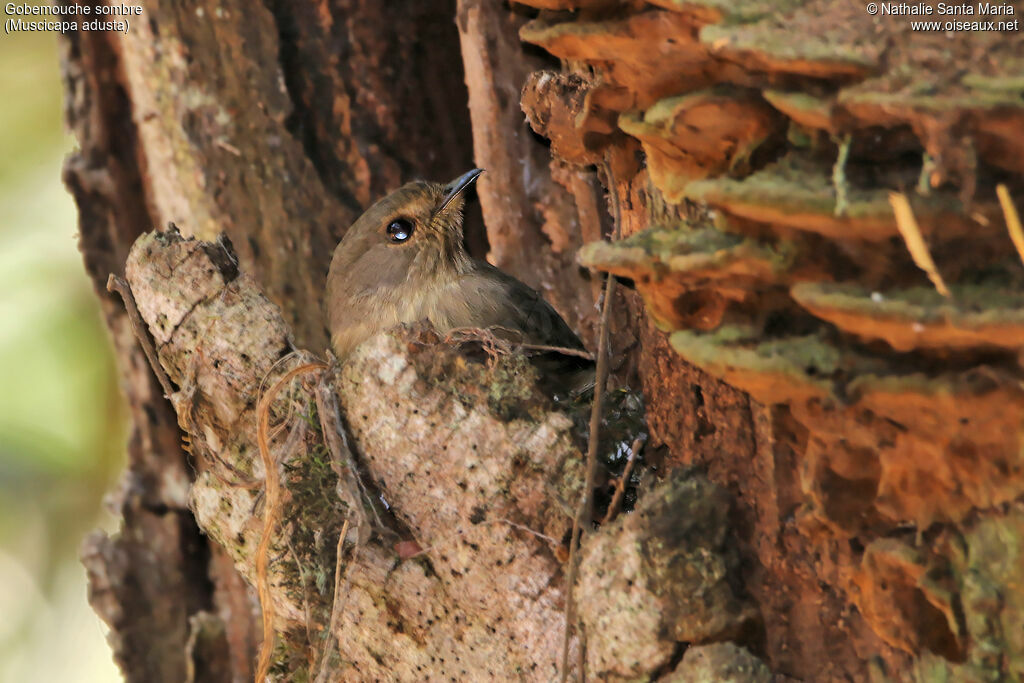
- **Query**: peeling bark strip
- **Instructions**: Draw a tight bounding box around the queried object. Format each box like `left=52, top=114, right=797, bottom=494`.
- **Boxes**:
left=456, top=0, right=599, bottom=342
left=120, top=228, right=753, bottom=681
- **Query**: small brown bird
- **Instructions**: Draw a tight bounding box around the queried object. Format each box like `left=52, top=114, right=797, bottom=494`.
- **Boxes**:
left=326, top=169, right=586, bottom=363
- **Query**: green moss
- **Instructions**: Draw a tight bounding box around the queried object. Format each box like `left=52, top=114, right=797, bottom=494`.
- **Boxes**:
left=622, top=87, right=749, bottom=130
left=672, top=324, right=838, bottom=373
left=840, top=76, right=1024, bottom=113
left=668, top=325, right=863, bottom=402
left=484, top=352, right=542, bottom=420
left=699, top=22, right=876, bottom=72
left=686, top=153, right=860, bottom=217
left=581, top=223, right=733, bottom=270
left=519, top=15, right=620, bottom=46
left=763, top=89, right=832, bottom=121
left=832, top=134, right=852, bottom=217
left=579, top=223, right=793, bottom=279
left=685, top=152, right=963, bottom=228
left=419, top=340, right=553, bottom=423
left=654, top=0, right=805, bottom=24
left=793, top=281, right=1024, bottom=326
left=630, top=94, right=686, bottom=128
left=267, top=633, right=312, bottom=682
left=281, top=440, right=348, bottom=608
left=962, top=68, right=1024, bottom=94
left=267, top=401, right=352, bottom=677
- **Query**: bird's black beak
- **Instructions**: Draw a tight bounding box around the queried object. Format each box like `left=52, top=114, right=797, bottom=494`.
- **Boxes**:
left=437, top=168, right=484, bottom=214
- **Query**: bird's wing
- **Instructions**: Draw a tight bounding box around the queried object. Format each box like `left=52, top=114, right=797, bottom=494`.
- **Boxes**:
left=465, top=262, right=585, bottom=351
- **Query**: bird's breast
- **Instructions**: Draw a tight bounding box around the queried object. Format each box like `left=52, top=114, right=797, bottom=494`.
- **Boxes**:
left=397, top=276, right=485, bottom=331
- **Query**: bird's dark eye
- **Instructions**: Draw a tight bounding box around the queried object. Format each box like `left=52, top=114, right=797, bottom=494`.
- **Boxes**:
left=386, top=218, right=413, bottom=244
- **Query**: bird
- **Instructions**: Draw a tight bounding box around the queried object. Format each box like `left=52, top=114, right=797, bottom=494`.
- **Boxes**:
left=325, top=169, right=588, bottom=369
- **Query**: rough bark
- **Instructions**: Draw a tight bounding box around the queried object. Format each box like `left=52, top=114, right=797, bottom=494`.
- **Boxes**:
left=64, top=0, right=1024, bottom=681
left=60, top=0, right=473, bottom=680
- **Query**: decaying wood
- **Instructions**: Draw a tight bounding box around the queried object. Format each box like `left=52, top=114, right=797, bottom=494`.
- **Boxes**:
left=519, top=2, right=1024, bottom=680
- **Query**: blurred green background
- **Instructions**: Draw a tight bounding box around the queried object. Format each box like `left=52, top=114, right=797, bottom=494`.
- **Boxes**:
left=0, top=26, right=125, bottom=683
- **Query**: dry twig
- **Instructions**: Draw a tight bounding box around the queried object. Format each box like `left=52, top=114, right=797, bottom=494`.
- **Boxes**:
left=560, top=274, right=614, bottom=681
left=445, top=326, right=596, bottom=361
left=889, top=192, right=950, bottom=298
left=997, top=184, right=1024, bottom=269
left=832, top=134, right=851, bottom=217
left=561, top=153, right=623, bottom=682
left=517, top=342, right=595, bottom=361
left=600, top=436, right=644, bottom=525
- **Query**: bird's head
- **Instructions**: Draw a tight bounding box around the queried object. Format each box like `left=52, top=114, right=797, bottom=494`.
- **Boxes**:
left=325, top=168, right=485, bottom=357
left=332, top=168, right=484, bottom=283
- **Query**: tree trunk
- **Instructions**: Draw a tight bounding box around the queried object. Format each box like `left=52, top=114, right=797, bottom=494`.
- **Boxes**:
left=64, top=0, right=1024, bottom=681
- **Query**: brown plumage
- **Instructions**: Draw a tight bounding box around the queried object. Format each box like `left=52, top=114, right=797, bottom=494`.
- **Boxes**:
left=326, top=169, right=586, bottom=362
